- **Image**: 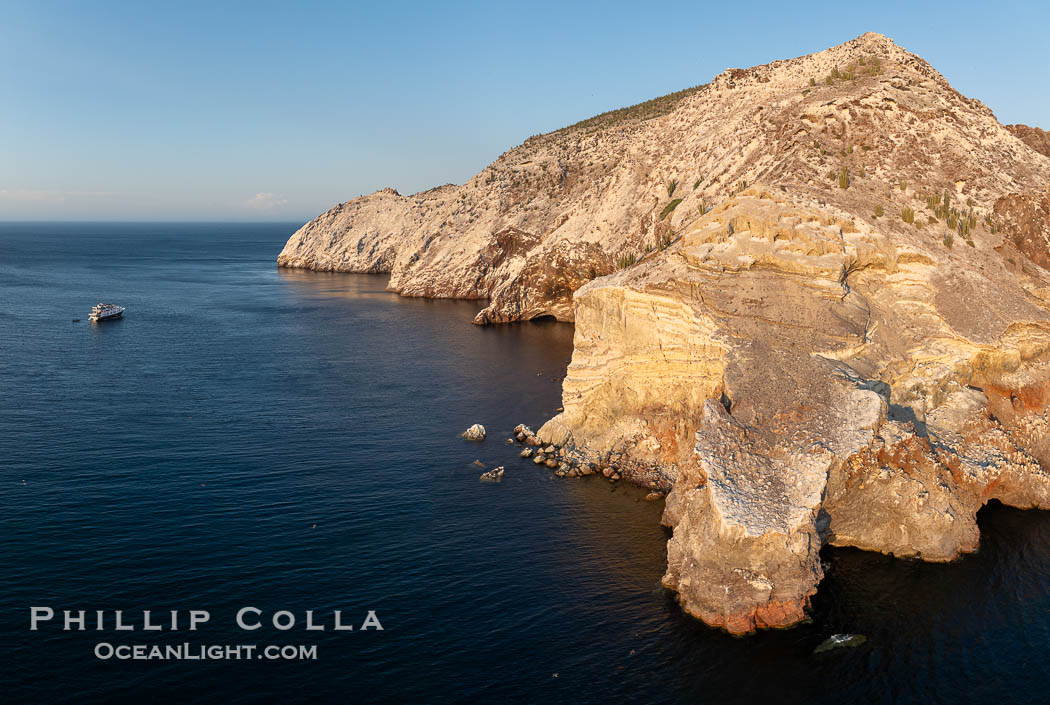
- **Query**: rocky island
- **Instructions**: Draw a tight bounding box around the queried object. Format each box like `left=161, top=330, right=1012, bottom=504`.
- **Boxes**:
left=279, top=33, right=1050, bottom=633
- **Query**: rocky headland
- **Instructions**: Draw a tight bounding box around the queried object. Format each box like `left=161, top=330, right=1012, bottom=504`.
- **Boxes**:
left=280, top=33, right=1050, bottom=634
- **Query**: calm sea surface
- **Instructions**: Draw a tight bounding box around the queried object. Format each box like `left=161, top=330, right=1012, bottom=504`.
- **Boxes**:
left=3, top=222, right=1050, bottom=704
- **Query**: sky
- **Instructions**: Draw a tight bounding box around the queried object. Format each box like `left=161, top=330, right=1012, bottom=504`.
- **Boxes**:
left=1, top=0, right=1047, bottom=222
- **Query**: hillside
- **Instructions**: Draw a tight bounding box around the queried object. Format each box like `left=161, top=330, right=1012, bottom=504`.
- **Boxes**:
left=1008, top=123, right=1050, bottom=158
left=280, top=32, right=1050, bottom=633
left=279, top=33, right=1048, bottom=325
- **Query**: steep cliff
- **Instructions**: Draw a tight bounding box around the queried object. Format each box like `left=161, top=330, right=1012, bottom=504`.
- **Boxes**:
left=282, top=32, right=1050, bottom=633
left=538, top=188, right=1050, bottom=631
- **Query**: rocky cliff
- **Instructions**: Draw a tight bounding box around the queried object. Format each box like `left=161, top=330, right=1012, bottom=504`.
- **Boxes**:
left=281, top=33, right=1050, bottom=633
left=1008, top=124, right=1050, bottom=159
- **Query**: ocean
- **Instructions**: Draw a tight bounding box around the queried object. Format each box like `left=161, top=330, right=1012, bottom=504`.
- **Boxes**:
left=3, top=222, right=1050, bottom=704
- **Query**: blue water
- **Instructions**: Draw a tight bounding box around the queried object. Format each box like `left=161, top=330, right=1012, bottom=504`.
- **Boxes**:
left=4, top=222, right=1050, bottom=704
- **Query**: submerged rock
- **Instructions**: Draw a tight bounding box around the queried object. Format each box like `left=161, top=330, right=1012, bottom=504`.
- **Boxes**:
left=461, top=424, right=486, bottom=441
left=814, top=634, right=867, bottom=654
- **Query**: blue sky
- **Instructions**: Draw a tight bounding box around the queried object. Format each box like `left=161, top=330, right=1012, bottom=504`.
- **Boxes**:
left=2, top=0, right=1047, bottom=222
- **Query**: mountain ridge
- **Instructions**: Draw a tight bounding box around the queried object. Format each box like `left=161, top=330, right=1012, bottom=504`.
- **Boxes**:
left=278, top=32, right=1048, bottom=324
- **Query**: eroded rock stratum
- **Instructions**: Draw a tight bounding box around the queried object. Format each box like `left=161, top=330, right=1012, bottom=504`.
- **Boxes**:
left=280, top=33, right=1050, bottom=633
left=539, top=190, right=1050, bottom=632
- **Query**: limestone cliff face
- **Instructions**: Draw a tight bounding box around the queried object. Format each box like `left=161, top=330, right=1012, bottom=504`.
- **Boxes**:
left=539, top=185, right=1050, bottom=633
left=284, top=32, right=1050, bottom=633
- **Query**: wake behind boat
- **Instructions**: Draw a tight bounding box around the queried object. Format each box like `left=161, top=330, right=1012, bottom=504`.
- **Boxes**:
left=89, top=302, right=124, bottom=322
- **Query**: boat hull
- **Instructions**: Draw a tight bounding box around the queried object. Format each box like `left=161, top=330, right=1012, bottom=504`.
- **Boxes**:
left=89, top=312, right=123, bottom=322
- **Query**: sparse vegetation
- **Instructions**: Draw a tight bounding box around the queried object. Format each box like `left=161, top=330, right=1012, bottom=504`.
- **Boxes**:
left=660, top=198, right=683, bottom=220
left=924, top=190, right=976, bottom=237
left=985, top=214, right=1002, bottom=234
left=874, top=205, right=884, bottom=218
left=902, top=206, right=915, bottom=224
left=532, top=83, right=707, bottom=139
left=837, top=167, right=851, bottom=189
left=810, top=77, right=816, bottom=87
left=618, top=252, right=637, bottom=269
left=824, top=56, right=882, bottom=86
left=666, top=179, right=678, bottom=197
left=693, top=178, right=702, bottom=190
left=943, top=233, right=954, bottom=248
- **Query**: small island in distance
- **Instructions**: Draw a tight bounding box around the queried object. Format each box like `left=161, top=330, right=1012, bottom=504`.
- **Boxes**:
left=278, top=32, right=1050, bottom=634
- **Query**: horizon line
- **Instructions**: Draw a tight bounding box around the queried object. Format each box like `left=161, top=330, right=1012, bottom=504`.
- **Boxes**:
left=0, top=218, right=312, bottom=225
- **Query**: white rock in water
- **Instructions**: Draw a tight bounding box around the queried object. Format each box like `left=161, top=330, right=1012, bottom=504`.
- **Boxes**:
left=461, top=424, right=486, bottom=441
left=480, top=466, right=504, bottom=482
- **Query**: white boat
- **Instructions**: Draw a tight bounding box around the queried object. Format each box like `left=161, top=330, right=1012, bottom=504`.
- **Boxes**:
left=89, top=302, right=125, bottom=322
